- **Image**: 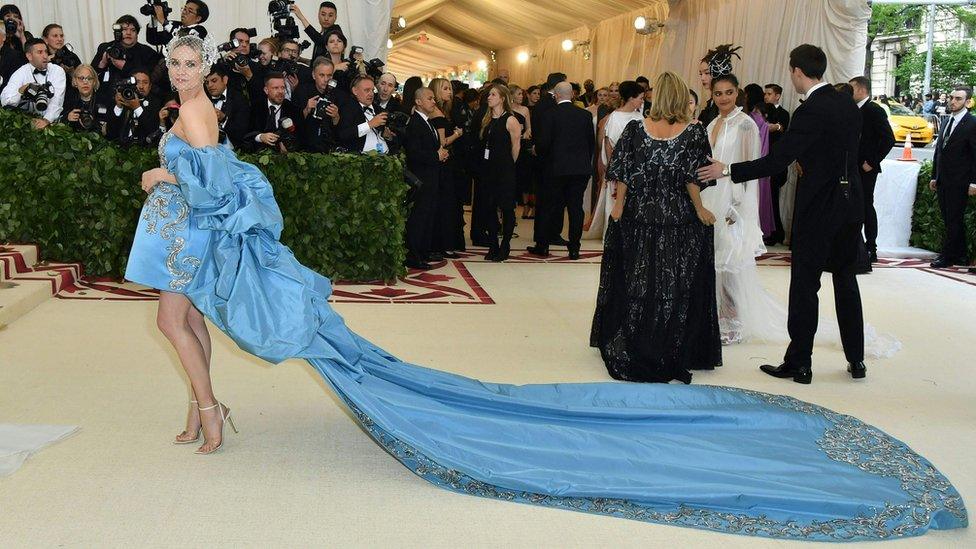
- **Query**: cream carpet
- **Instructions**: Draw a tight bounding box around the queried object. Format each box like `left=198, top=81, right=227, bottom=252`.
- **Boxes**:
left=0, top=236, right=973, bottom=547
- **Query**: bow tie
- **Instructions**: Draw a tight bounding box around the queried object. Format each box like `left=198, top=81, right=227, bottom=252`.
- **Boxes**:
left=363, top=105, right=374, bottom=115
left=33, top=69, right=47, bottom=76
left=212, top=94, right=226, bottom=103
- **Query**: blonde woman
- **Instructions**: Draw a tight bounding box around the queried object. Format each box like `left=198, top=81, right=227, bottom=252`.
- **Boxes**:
left=479, top=84, right=522, bottom=260
left=60, top=63, right=100, bottom=132
left=428, top=78, right=464, bottom=256
left=591, top=71, right=720, bottom=383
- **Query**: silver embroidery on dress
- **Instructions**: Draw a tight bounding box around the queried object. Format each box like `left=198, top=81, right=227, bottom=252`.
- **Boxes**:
left=142, top=131, right=201, bottom=291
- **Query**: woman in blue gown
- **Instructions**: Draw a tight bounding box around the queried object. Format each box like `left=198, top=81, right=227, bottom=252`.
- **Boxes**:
left=124, top=36, right=968, bottom=540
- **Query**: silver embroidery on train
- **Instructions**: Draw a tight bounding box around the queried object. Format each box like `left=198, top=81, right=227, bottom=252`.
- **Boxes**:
left=143, top=131, right=201, bottom=291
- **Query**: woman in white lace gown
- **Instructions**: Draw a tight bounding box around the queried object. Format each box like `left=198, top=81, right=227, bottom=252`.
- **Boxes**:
left=585, top=81, right=645, bottom=240
left=703, top=74, right=900, bottom=357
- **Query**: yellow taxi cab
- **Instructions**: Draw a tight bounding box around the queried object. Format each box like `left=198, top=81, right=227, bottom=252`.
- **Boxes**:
left=876, top=101, right=935, bottom=146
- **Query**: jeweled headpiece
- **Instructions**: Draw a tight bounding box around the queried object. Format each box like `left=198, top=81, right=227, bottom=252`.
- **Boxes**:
left=703, top=44, right=741, bottom=78
left=165, top=33, right=219, bottom=72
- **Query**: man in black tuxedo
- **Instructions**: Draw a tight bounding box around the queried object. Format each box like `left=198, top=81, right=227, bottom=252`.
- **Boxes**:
left=404, top=88, right=450, bottom=269
left=374, top=73, right=401, bottom=113
left=529, top=81, right=595, bottom=260
left=220, top=28, right=261, bottom=102
left=336, top=75, right=393, bottom=154
left=206, top=65, right=249, bottom=148
left=530, top=72, right=568, bottom=247
left=104, top=68, right=161, bottom=146
left=764, top=83, right=791, bottom=244
left=148, top=0, right=209, bottom=45
left=929, top=86, right=976, bottom=269
left=243, top=72, right=302, bottom=153
left=293, top=57, right=343, bottom=153
left=850, top=76, right=896, bottom=265
left=698, top=44, right=866, bottom=384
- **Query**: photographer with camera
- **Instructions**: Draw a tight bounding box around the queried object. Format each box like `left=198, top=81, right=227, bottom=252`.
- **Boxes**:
left=206, top=64, right=249, bottom=148
left=244, top=71, right=302, bottom=153
left=91, top=15, right=162, bottom=104
left=0, top=4, right=31, bottom=92
left=218, top=28, right=260, bottom=98
left=147, top=0, right=209, bottom=45
left=104, top=67, right=160, bottom=146
left=276, top=39, right=312, bottom=96
left=42, top=24, right=81, bottom=76
left=61, top=64, right=107, bottom=133
left=321, top=29, right=351, bottom=94
left=291, top=2, right=343, bottom=64
left=293, top=56, right=343, bottom=154
left=337, top=75, right=397, bottom=154
left=1, top=38, right=66, bottom=129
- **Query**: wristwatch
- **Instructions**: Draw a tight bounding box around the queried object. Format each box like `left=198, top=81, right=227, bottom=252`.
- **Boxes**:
left=722, top=165, right=731, bottom=177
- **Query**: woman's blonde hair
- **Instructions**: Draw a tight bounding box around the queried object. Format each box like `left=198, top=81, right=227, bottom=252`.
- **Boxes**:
left=72, top=63, right=99, bottom=91
left=428, top=77, right=453, bottom=121
left=648, top=71, right=691, bottom=124
left=509, top=84, right=525, bottom=105
left=480, top=83, right=514, bottom=139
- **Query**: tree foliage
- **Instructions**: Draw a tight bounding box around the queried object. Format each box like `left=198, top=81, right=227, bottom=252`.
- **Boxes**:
left=895, top=41, right=976, bottom=94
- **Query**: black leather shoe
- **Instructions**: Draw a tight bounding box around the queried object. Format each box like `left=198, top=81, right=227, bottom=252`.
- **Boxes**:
left=526, top=245, right=550, bottom=257
left=930, top=257, right=956, bottom=269
left=404, top=259, right=432, bottom=270
left=868, top=251, right=879, bottom=263
left=760, top=363, right=812, bottom=384
left=847, top=361, right=867, bottom=379
left=856, top=262, right=872, bottom=274
left=568, top=247, right=581, bottom=260
left=426, top=252, right=445, bottom=262
left=552, top=237, right=570, bottom=247
left=442, top=251, right=460, bottom=259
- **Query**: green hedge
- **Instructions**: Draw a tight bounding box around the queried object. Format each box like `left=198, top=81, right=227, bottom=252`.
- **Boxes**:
left=0, top=109, right=406, bottom=282
left=910, top=160, right=976, bottom=259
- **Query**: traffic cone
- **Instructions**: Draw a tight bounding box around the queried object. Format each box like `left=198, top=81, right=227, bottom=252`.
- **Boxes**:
left=898, top=132, right=916, bottom=162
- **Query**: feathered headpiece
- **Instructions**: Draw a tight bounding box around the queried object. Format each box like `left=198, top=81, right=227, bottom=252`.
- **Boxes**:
left=165, top=33, right=220, bottom=72
left=703, top=44, right=741, bottom=78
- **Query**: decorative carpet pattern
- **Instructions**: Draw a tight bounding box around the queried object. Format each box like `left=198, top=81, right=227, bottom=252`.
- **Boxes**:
left=3, top=245, right=975, bottom=305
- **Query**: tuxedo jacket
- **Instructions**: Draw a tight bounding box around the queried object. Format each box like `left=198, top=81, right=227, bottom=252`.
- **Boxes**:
left=731, top=84, right=863, bottom=268
left=213, top=89, right=250, bottom=149
left=104, top=96, right=162, bottom=145
left=404, top=111, right=442, bottom=186
left=932, top=112, right=976, bottom=187
left=337, top=100, right=386, bottom=153
left=535, top=101, right=595, bottom=178
left=242, top=98, right=302, bottom=152
left=857, top=100, right=895, bottom=175
left=766, top=105, right=791, bottom=146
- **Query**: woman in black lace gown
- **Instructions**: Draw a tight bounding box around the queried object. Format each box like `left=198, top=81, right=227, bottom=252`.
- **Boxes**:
left=591, top=72, right=722, bottom=383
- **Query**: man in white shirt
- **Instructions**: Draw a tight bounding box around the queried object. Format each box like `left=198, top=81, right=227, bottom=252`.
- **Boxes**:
left=0, top=38, right=65, bottom=129
left=337, top=75, right=393, bottom=153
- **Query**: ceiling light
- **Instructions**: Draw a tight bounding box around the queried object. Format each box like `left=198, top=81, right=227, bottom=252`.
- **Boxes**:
left=476, top=59, right=488, bottom=71
left=387, top=38, right=393, bottom=49
left=635, top=17, right=665, bottom=36
left=561, top=39, right=574, bottom=52
left=517, top=51, right=529, bottom=63
left=397, top=16, right=407, bottom=30
left=634, top=16, right=647, bottom=30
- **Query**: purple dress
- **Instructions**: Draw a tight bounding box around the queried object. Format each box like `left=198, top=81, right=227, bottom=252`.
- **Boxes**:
left=749, top=110, right=775, bottom=237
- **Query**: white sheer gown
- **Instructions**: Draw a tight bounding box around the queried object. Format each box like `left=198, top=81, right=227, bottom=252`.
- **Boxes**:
left=703, top=109, right=900, bottom=358
left=584, top=109, right=644, bottom=240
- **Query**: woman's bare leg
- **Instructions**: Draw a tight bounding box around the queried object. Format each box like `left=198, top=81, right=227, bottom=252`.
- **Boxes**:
left=173, top=305, right=213, bottom=442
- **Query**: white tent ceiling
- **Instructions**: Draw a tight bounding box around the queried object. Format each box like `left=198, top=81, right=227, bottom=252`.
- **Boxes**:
left=387, top=0, right=665, bottom=79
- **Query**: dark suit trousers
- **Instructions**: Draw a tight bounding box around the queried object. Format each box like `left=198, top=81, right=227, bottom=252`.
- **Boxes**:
left=861, top=171, right=879, bottom=253
left=784, top=223, right=865, bottom=369
left=937, top=182, right=971, bottom=262
left=538, top=175, right=588, bottom=248
left=770, top=172, right=787, bottom=241
left=406, top=172, right=440, bottom=260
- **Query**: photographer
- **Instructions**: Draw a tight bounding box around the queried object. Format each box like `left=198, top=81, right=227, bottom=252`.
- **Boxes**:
left=375, top=73, right=400, bottom=112
left=42, top=24, right=81, bottom=76
left=294, top=56, right=342, bottom=153
left=277, top=39, right=312, bottom=95
left=206, top=64, right=249, bottom=148
left=0, top=4, right=31, bottom=91
left=61, top=64, right=107, bottom=133
left=105, top=68, right=161, bottom=146
left=148, top=0, right=209, bottom=45
left=90, top=15, right=162, bottom=104
left=219, top=28, right=260, bottom=98
left=1, top=38, right=66, bottom=129
left=291, top=2, right=343, bottom=63
left=243, top=72, right=302, bottom=153
left=322, top=29, right=351, bottom=94
left=337, top=75, right=395, bottom=154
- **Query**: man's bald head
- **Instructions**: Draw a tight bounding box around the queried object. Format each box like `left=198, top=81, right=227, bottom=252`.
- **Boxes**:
left=553, top=81, right=573, bottom=100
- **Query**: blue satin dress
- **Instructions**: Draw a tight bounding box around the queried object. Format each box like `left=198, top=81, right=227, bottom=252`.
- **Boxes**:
left=124, top=133, right=967, bottom=542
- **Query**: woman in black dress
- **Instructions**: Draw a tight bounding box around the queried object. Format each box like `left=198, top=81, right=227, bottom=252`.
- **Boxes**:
left=428, top=77, right=465, bottom=258
left=479, top=84, right=522, bottom=261
left=591, top=72, right=722, bottom=383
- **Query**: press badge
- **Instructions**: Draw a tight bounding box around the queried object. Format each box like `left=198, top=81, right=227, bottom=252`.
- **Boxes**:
left=484, top=149, right=490, bottom=160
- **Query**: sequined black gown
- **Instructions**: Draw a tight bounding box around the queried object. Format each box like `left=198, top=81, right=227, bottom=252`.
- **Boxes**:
left=590, top=120, right=722, bottom=383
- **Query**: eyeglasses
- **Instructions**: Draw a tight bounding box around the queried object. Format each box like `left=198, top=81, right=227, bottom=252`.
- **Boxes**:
left=75, top=76, right=96, bottom=82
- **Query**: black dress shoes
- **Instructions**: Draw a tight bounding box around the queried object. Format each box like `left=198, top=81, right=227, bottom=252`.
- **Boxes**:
left=404, top=258, right=432, bottom=270
left=426, top=252, right=445, bottom=262
left=442, top=251, right=460, bottom=259
left=526, top=245, right=550, bottom=257
left=568, top=247, right=581, bottom=260
left=868, top=251, right=879, bottom=263
left=930, top=257, right=957, bottom=269
left=760, top=363, right=812, bottom=384
left=552, top=237, right=570, bottom=247
left=847, top=361, right=867, bottom=379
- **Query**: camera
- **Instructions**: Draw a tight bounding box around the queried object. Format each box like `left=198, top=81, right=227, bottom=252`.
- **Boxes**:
left=52, top=44, right=81, bottom=70
left=23, top=82, right=54, bottom=113
left=385, top=110, right=409, bottom=135
left=77, top=109, right=97, bottom=131
left=218, top=39, right=241, bottom=53
left=268, top=0, right=299, bottom=41
left=311, top=81, right=338, bottom=121
left=114, top=77, right=139, bottom=102
left=106, top=24, right=127, bottom=61
left=140, top=0, right=172, bottom=18
left=270, top=57, right=298, bottom=77
left=277, top=117, right=298, bottom=150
